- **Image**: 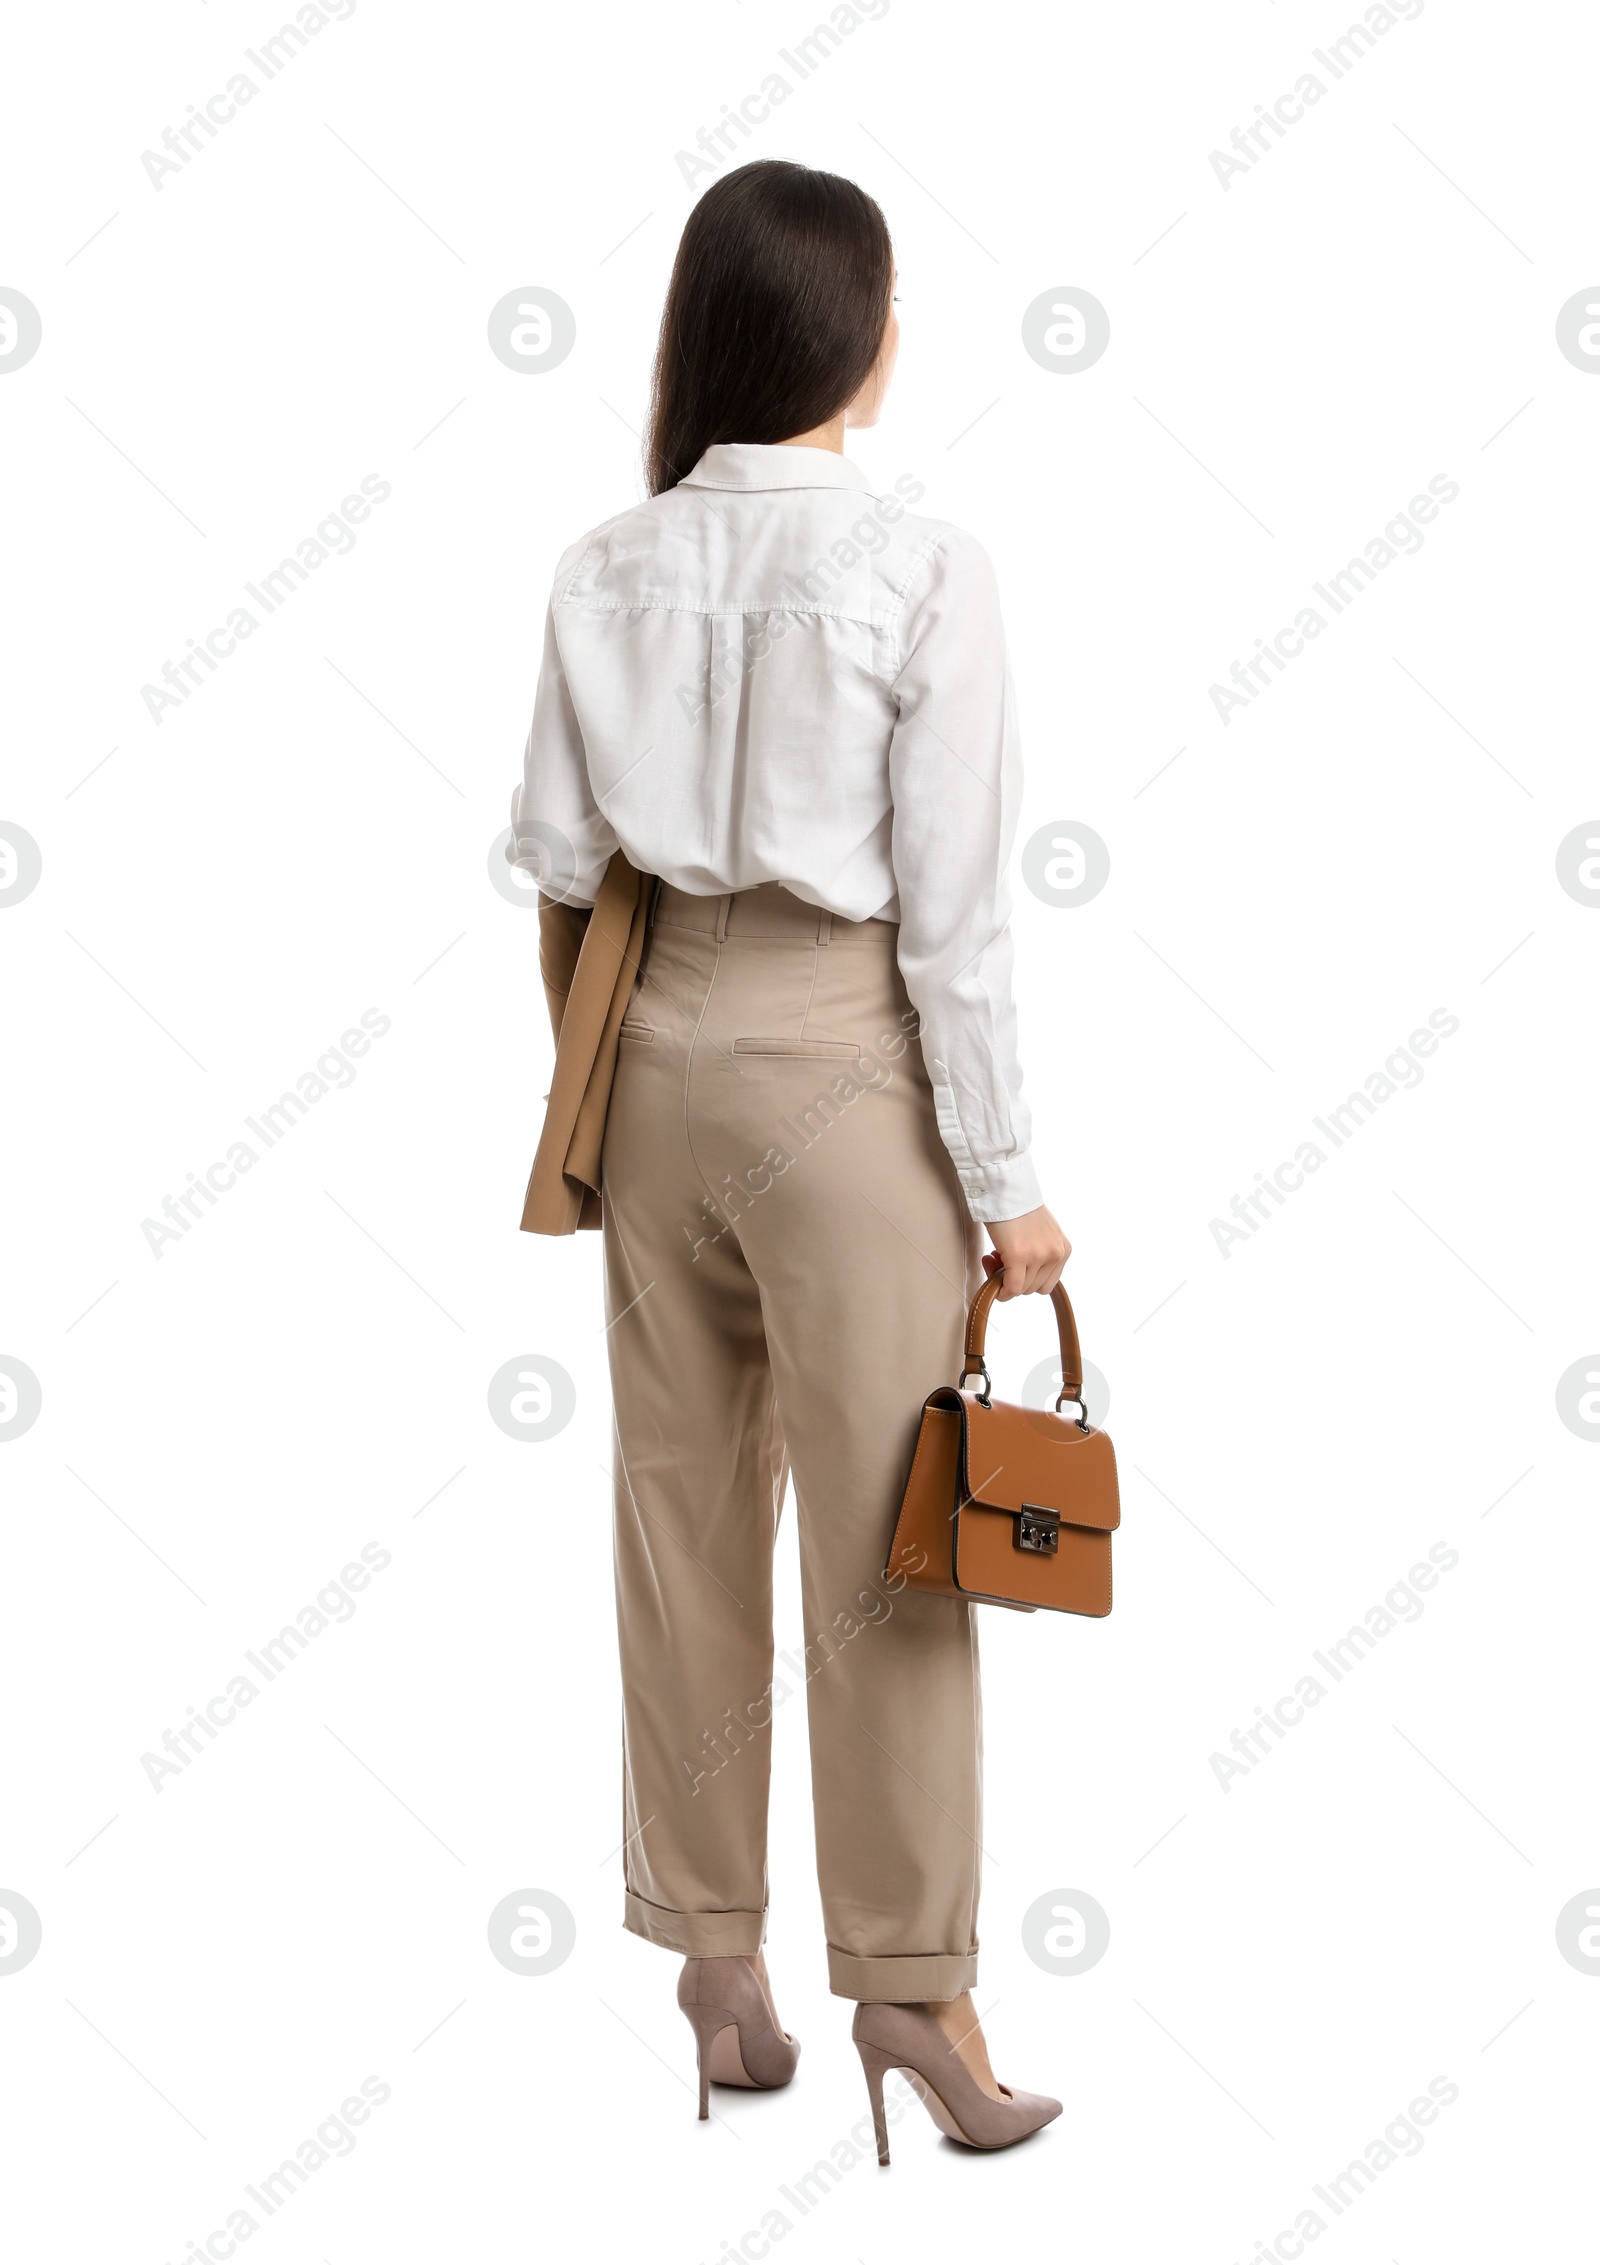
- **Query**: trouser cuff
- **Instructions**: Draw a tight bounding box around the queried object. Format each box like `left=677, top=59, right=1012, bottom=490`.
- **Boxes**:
left=827, top=1946, right=978, bottom=2001
left=624, top=1890, right=766, bottom=1956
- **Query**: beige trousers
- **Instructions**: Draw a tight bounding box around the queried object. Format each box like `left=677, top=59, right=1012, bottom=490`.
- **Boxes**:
left=600, top=882, right=986, bottom=2001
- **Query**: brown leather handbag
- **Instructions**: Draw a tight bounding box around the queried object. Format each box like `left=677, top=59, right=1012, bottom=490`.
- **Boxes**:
left=884, top=1277, right=1121, bottom=1616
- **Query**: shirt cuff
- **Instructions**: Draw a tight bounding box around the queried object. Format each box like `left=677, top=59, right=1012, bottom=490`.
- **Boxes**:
left=959, top=1150, right=1044, bottom=1226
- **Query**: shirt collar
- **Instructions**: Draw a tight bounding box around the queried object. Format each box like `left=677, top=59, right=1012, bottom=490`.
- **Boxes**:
left=679, top=442, right=871, bottom=494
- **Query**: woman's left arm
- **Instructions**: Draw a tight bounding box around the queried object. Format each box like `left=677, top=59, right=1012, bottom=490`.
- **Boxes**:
left=507, top=577, right=617, bottom=910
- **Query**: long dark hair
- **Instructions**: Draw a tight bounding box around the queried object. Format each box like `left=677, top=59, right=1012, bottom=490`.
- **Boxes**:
left=645, top=161, right=894, bottom=496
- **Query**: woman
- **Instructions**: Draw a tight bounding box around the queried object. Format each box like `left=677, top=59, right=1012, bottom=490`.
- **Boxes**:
left=509, top=159, right=1070, bottom=2161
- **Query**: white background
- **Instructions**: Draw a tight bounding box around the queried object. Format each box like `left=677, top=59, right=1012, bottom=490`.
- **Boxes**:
left=2, top=1, right=1597, bottom=2258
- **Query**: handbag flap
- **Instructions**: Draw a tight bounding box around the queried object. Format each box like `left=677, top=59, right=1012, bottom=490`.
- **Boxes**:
left=953, top=1389, right=1121, bottom=1531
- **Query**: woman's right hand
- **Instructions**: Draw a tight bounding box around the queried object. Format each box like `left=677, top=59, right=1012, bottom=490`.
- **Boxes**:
left=982, top=1206, right=1071, bottom=1299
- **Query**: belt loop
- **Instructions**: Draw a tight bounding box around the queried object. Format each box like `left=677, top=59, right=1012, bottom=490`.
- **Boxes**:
left=818, top=910, right=832, bottom=946
left=715, top=892, right=732, bottom=941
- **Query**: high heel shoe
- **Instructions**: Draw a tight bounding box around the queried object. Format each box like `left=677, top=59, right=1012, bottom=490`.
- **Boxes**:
left=678, top=1956, right=801, bottom=2120
left=852, top=2002, right=1061, bottom=2164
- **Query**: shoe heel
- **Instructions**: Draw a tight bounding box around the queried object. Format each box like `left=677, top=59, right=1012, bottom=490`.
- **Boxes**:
left=855, top=2041, right=896, bottom=2166
left=682, top=2002, right=737, bottom=2121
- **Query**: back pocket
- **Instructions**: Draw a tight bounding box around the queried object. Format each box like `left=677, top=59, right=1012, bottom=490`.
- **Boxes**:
left=731, top=1036, right=861, bottom=1059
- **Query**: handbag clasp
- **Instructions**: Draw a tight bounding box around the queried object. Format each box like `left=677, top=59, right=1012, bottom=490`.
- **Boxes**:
left=1016, top=1505, right=1060, bottom=1555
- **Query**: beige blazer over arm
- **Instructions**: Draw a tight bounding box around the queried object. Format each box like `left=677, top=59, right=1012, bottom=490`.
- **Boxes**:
left=520, top=850, right=652, bottom=1235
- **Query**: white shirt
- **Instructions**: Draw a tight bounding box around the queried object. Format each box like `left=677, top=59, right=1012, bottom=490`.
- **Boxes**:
left=508, top=441, right=1041, bottom=1224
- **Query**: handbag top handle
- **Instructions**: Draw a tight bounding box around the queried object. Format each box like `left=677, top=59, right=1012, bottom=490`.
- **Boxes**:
left=959, top=1276, right=1083, bottom=1415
